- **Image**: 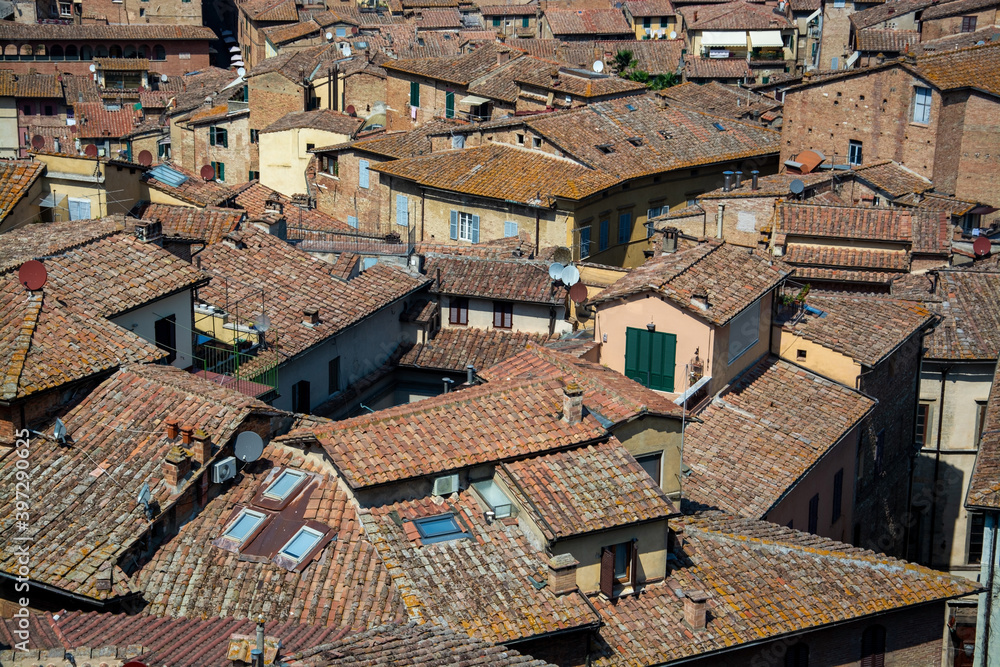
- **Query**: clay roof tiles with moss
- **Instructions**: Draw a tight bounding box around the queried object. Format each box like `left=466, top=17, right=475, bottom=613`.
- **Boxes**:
left=544, top=8, right=633, bottom=35
left=399, top=327, right=552, bottom=372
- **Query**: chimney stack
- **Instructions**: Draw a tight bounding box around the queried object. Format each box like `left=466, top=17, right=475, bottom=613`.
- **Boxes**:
left=303, top=307, right=320, bottom=325
left=180, top=424, right=195, bottom=445
left=684, top=590, right=708, bottom=630
left=548, top=554, right=579, bottom=595
left=563, top=381, right=584, bottom=424
left=255, top=615, right=266, bottom=667
left=751, top=170, right=759, bottom=190
left=466, top=364, right=476, bottom=385
left=164, top=418, right=180, bottom=440
left=163, top=445, right=191, bottom=490
left=191, top=429, right=212, bottom=465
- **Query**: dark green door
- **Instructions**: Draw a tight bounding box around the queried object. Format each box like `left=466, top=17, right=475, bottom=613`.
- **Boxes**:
left=445, top=91, right=455, bottom=118
left=624, top=327, right=676, bottom=391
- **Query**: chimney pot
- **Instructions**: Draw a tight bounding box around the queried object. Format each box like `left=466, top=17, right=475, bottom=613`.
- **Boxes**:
left=684, top=590, right=708, bottom=630
left=164, top=418, right=180, bottom=440
left=303, top=307, right=320, bottom=325
left=163, top=445, right=191, bottom=490
left=180, top=424, right=195, bottom=445
left=563, top=381, right=584, bottom=424
left=548, top=554, right=579, bottom=595
left=191, top=429, right=212, bottom=465
left=722, top=171, right=733, bottom=192
left=734, top=171, right=743, bottom=189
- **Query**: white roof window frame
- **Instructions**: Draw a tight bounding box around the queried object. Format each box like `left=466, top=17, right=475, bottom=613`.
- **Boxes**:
left=221, top=508, right=267, bottom=545
left=700, top=31, right=749, bottom=47
left=263, top=469, right=307, bottom=501
left=278, top=525, right=325, bottom=563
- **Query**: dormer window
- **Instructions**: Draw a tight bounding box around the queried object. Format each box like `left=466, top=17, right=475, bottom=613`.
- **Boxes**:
left=279, top=526, right=324, bottom=562
left=597, top=144, right=614, bottom=154
left=222, top=508, right=266, bottom=545
left=414, top=513, right=468, bottom=544
left=264, top=469, right=306, bottom=501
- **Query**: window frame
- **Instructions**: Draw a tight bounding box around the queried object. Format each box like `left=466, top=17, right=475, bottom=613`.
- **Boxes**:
left=727, top=301, right=761, bottom=364
left=579, top=226, right=592, bottom=258
left=961, top=15, right=977, bottom=31
left=328, top=356, right=340, bottom=395
left=492, top=300, right=513, bottom=329
left=409, top=80, right=420, bottom=108
left=209, top=125, right=228, bottom=148
left=915, top=401, right=932, bottom=447
left=975, top=400, right=989, bottom=447
left=808, top=493, right=819, bottom=534
left=154, top=314, right=177, bottom=364
left=635, top=452, right=662, bottom=486
left=599, top=218, right=610, bottom=251
left=278, top=525, right=324, bottom=562
left=211, top=160, right=225, bottom=181
left=848, top=140, right=863, bottom=166
left=967, top=511, right=986, bottom=564
left=458, top=211, right=476, bottom=242
left=618, top=211, right=633, bottom=244
left=222, top=508, right=267, bottom=544
left=263, top=469, right=307, bottom=501
left=414, top=513, right=468, bottom=544
left=912, top=86, right=932, bottom=124
left=449, top=296, right=469, bottom=325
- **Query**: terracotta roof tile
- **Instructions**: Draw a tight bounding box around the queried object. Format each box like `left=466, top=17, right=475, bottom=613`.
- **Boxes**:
left=590, top=511, right=980, bottom=666
left=0, top=23, right=215, bottom=41
left=0, top=160, right=43, bottom=224
left=141, top=203, right=245, bottom=243
left=415, top=7, right=464, bottom=27
left=679, top=0, right=792, bottom=29
left=624, top=0, right=676, bottom=16
left=0, top=218, right=121, bottom=273
left=851, top=0, right=935, bottom=30
left=280, top=377, right=607, bottom=488
left=481, top=4, right=538, bottom=14
left=500, top=439, right=678, bottom=541
left=242, top=0, right=299, bottom=21
left=136, top=442, right=406, bottom=628
left=910, top=41, right=1000, bottom=97
left=855, top=28, right=921, bottom=52
left=0, top=365, right=275, bottom=602
left=912, top=25, right=1000, bottom=54
left=262, top=109, right=365, bottom=135
left=894, top=191, right=978, bottom=215
left=597, top=38, right=685, bottom=72
left=778, top=203, right=951, bottom=254
left=683, top=357, right=874, bottom=517
left=922, top=0, right=1000, bottom=20
left=399, top=327, right=552, bottom=372
left=425, top=252, right=562, bottom=303
left=382, top=42, right=521, bottom=85
left=684, top=56, right=753, bottom=79
left=0, top=70, right=61, bottom=98
left=792, top=266, right=900, bottom=285
left=143, top=163, right=238, bottom=207
left=783, top=244, right=911, bottom=271
left=359, top=488, right=601, bottom=643
left=234, top=182, right=355, bottom=232
left=544, top=8, right=634, bottom=35
left=660, top=80, right=781, bottom=120
left=775, top=294, right=935, bottom=366
left=968, top=359, right=1000, bottom=509
left=852, top=160, right=933, bottom=197
left=591, top=241, right=790, bottom=325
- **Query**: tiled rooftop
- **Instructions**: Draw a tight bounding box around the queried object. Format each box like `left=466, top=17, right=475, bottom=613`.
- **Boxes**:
left=590, top=512, right=980, bottom=666
left=0, top=218, right=121, bottom=274
left=359, top=488, right=601, bottom=643
left=625, top=0, right=676, bottom=16
left=591, top=241, right=790, bottom=326
left=0, top=364, right=275, bottom=603
left=855, top=28, right=921, bottom=52
left=968, top=359, right=1000, bottom=509
left=382, top=42, right=521, bottom=85
left=279, top=378, right=607, bottom=489
left=912, top=25, right=1000, bottom=54
left=234, top=182, right=355, bottom=232
left=544, top=8, right=633, bottom=35
left=681, top=0, right=792, bottom=28
left=659, top=80, right=781, bottom=121
left=792, top=266, right=900, bottom=285
left=777, top=203, right=951, bottom=255
left=140, top=203, right=245, bottom=243
left=136, top=442, right=405, bottom=628
left=424, top=252, right=563, bottom=303
left=775, top=294, right=935, bottom=366
left=0, top=71, right=61, bottom=98
left=143, top=163, right=238, bottom=207
left=684, top=56, right=753, bottom=79
left=783, top=244, right=911, bottom=271
left=0, top=23, right=216, bottom=40
left=683, top=357, right=874, bottom=517
left=482, top=344, right=684, bottom=421
left=922, top=0, right=1000, bottom=20
left=262, top=109, right=365, bottom=135
left=0, top=160, right=44, bottom=225
left=398, top=327, right=551, bottom=372
left=851, top=0, right=935, bottom=30
left=911, top=40, right=1000, bottom=97
left=851, top=160, right=933, bottom=197
left=500, top=439, right=678, bottom=541
left=0, top=274, right=165, bottom=404
left=415, top=7, right=464, bottom=28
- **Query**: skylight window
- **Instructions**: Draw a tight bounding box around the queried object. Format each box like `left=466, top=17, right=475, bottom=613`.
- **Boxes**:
left=279, top=526, right=324, bottom=562
left=713, top=122, right=726, bottom=132
left=263, top=469, right=306, bottom=501
left=414, top=513, right=469, bottom=544
left=625, top=103, right=637, bottom=111
left=596, top=144, right=615, bottom=154
left=223, top=509, right=266, bottom=544
left=472, top=480, right=517, bottom=518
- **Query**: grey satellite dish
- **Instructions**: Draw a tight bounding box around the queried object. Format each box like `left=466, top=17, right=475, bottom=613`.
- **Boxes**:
left=254, top=313, right=271, bottom=332
left=234, top=431, right=264, bottom=463
left=136, top=481, right=151, bottom=506
left=560, top=264, right=581, bottom=286
left=53, top=417, right=67, bottom=443
left=548, top=262, right=565, bottom=280
left=326, top=31, right=334, bottom=41
left=552, top=246, right=573, bottom=265
left=669, top=30, right=677, bottom=39
left=237, top=68, right=246, bottom=77
left=593, top=60, right=604, bottom=73
left=789, top=179, right=805, bottom=195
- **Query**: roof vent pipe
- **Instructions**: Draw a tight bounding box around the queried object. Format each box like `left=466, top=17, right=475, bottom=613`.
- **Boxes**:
left=734, top=171, right=743, bottom=189
left=722, top=171, right=733, bottom=192
left=466, top=364, right=476, bottom=385
left=256, top=615, right=265, bottom=666
left=751, top=170, right=759, bottom=190
left=716, top=203, right=725, bottom=239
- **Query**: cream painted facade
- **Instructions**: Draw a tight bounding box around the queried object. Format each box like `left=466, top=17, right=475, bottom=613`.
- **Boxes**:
left=595, top=290, right=774, bottom=399
left=33, top=153, right=144, bottom=221
left=549, top=520, right=670, bottom=594
left=259, top=126, right=357, bottom=197
left=612, top=415, right=684, bottom=496
left=109, top=289, right=196, bottom=370
left=441, top=295, right=571, bottom=336
left=193, top=305, right=261, bottom=346
left=689, top=29, right=797, bottom=62
left=0, top=97, right=17, bottom=159
left=629, top=15, right=678, bottom=40
left=771, top=325, right=863, bottom=387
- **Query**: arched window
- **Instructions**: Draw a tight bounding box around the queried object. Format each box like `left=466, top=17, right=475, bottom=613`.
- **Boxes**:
left=123, top=45, right=136, bottom=58
left=138, top=45, right=149, bottom=58
left=153, top=44, right=166, bottom=61
left=109, top=45, right=121, bottom=58
left=80, top=45, right=92, bottom=60
left=95, top=45, right=108, bottom=58
left=785, top=643, right=809, bottom=667
left=50, top=44, right=63, bottom=61
left=65, top=44, right=78, bottom=60
left=2, top=44, right=16, bottom=60
left=19, top=44, right=32, bottom=58
left=861, top=625, right=886, bottom=667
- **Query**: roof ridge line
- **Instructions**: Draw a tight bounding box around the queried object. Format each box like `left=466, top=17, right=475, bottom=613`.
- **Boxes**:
left=2, top=291, right=43, bottom=401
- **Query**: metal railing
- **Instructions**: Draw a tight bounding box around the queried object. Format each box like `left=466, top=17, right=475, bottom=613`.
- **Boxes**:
left=195, top=339, right=280, bottom=400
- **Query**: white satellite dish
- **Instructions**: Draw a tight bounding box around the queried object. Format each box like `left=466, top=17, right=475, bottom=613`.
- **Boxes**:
left=88, top=64, right=96, bottom=73
left=160, top=74, right=169, bottom=83
left=254, top=313, right=271, bottom=332
left=341, top=45, right=351, bottom=57
left=237, top=68, right=246, bottom=77
left=232, top=60, right=245, bottom=68
left=669, top=30, right=677, bottom=39
left=229, top=46, right=241, bottom=53
left=593, top=60, right=604, bottom=73
left=54, top=418, right=67, bottom=443
left=326, top=31, right=334, bottom=41
left=560, top=264, right=580, bottom=286
left=136, top=481, right=151, bottom=506
left=790, top=178, right=805, bottom=195
left=548, top=262, right=565, bottom=280
left=234, top=431, right=264, bottom=463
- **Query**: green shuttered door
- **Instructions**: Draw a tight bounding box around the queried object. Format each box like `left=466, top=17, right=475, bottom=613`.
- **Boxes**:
left=624, top=326, right=676, bottom=392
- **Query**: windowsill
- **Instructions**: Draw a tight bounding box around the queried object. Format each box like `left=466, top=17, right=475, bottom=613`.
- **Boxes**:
left=909, top=122, right=930, bottom=128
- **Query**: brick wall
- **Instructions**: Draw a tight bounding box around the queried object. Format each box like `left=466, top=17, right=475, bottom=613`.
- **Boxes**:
left=921, top=7, right=999, bottom=41
left=189, top=114, right=251, bottom=186
left=952, top=92, right=1000, bottom=222
left=0, top=41, right=210, bottom=77
left=312, top=148, right=387, bottom=233
left=343, top=71, right=387, bottom=116
left=697, top=194, right=777, bottom=247
left=818, top=0, right=856, bottom=70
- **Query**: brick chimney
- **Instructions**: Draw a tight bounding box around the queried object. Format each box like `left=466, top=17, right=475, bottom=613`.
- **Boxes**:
left=548, top=554, right=579, bottom=595
left=163, top=445, right=191, bottom=490
left=180, top=424, right=195, bottom=445
left=563, top=381, right=584, bottom=424
left=164, top=418, right=180, bottom=440
left=684, top=590, right=708, bottom=630
left=191, top=429, right=212, bottom=466
left=303, top=307, right=320, bottom=325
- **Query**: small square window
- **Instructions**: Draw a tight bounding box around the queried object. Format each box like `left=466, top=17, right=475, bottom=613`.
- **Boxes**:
left=532, top=136, right=541, bottom=148
left=516, top=133, right=525, bottom=145
left=223, top=509, right=266, bottom=544
left=306, top=142, right=315, bottom=152
left=264, top=469, right=306, bottom=501
left=414, top=513, right=468, bottom=544
left=797, top=349, right=807, bottom=361
left=279, top=526, right=323, bottom=561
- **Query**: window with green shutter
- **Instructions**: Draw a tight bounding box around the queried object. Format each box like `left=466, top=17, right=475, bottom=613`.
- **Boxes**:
left=445, top=91, right=455, bottom=118
left=522, top=16, right=529, bottom=27
left=409, top=81, right=420, bottom=108
left=624, top=327, right=676, bottom=391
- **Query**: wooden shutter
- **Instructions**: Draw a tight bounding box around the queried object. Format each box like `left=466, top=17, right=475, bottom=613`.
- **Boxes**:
left=600, top=547, right=615, bottom=597
left=629, top=539, right=638, bottom=588
left=396, top=194, right=408, bottom=226
left=347, top=215, right=358, bottom=228
left=450, top=210, right=459, bottom=240
left=471, top=214, right=480, bottom=243
left=649, top=331, right=676, bottom=392
left=599, top=219, right=609, bottom=250
left=410, top=81, right=420, bottom=107
left=445, top=91, right=454, bottom=118
left=493, top=303, right=502, bottom=328
left=358, top=159, right=370, bottom=188
left=624, top=327, right=645, bottom=386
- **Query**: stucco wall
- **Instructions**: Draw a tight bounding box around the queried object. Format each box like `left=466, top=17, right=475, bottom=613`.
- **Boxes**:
left=259, top=126, right=354, bottom=197
left=772, top=324, right=863, bottom=387
left=549, top=519, right=670, bottom=594
left=441, top=295, right=570, bottom=335
left=110, top=289, right=195, bottom=369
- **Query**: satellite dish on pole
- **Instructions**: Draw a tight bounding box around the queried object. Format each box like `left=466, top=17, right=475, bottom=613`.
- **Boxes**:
left=160, top=74, right=169, bottom=83
left=136, top=481, right=151, bottom=506
left=974, top=236, right=992, bottom=257
left=326, top=31, right=334, bottom=41
left=31, top=134, right=44, bottom=150
left=254, top=313, right=271, bottom=332
left=53, top=417, right=67, bottom=443
left=18, top=260, right=47, bottom=291
left=592, top=60, right=604, bottom=73
left=200, top=164, right=216, bottom=180
left=137, top=149, right=153, bottom=166
left=84, top=144, right=98, bottom=157
left=669, top=30, right=677, bottom=39
left=548, top=262, right=565, bottom=281
left=789, top=178, right=805, bottom=195
left=560, top=264, right=580, bottom=286
left=237, top=68, right=246, bottom=77
left=234, top=431, right=264, bottom=463
left=88, top=64, right=96, bottom=73
left=569, top=281, right=588, bottom=303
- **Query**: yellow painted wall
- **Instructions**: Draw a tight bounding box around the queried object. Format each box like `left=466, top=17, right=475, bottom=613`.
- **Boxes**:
left=551, top=520, right=670, bottom=594
left=707, top=291, right=774, bottom=393
left=259, top=126, right=355, bottom=197
left=771, top=324, right=862, bottom=387
left=613, top=415, right=684, bottom=496
left=631, top=16, right=677, bottom=40
left=194, top=309, right=260, bottom=346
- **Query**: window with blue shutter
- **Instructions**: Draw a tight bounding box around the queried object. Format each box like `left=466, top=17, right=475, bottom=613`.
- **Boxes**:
left=599, top=219, right=609, bottom=251
left=471, top=214, right=480, bottom=243
left=579, top=226, right=591, bottom=258
left=618, top=211, right=632, bottom=244
left=336, top=26, right=346, bottom=36
left=358, top=159, right=369, bottom=188
left=504, top=221, right=518, bottom=237
left=450, top=210, right=459, bottom=240
left=348, top=215, right=358, bottom=228
left=912, top=86, right=932, bottom=124
left=396, top=194, right=409, bottom=226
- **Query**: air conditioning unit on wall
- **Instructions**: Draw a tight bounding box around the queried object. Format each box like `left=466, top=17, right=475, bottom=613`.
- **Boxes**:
left=212, top=456, right=237, bottom=483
